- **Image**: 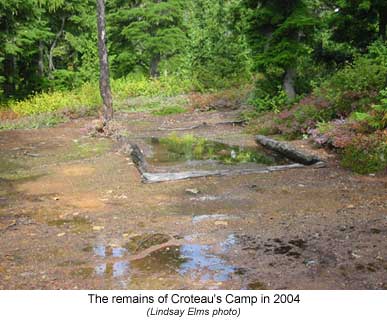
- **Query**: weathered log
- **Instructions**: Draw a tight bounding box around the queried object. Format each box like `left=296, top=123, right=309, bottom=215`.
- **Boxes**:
left=255, top=135, right=322, bottom=165
left=141, top=163, right=304, bottom=183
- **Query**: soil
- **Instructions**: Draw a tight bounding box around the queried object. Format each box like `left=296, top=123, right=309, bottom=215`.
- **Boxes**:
left=0, top=110, right=386, bottom=290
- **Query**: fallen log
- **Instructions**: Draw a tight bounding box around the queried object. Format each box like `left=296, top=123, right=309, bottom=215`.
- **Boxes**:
left=141, top=163, right=304, bottom=183
left=255, top=135, right=322, bottom=165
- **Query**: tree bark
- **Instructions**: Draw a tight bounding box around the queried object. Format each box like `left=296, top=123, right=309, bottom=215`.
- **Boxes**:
left=38, top=41, right=44, bottom=76
left=96, top=0, right=113, bottom=123
left=379, top=7, right=387, bottom=40
left=149, top=53, right=161, bottom=78
left=48, top=17, right=65, bottom=76
left=283, top=67, right=296, bottom=100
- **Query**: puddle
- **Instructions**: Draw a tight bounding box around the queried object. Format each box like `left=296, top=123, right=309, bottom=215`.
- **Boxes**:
left=132, top=244, right=235, bottom=283
left=192, top=214, right=235, bottom=224
left=124, top=233, right=171, bottom=254
left=47, top=217, right=92, bottom=233
left=147, top=134, right=287, bottom=166
left=190, top=195, right=222, bottom=202
left=95, top=262, right=129, bottom=277
left=93, top=245, right=127, bottom=258
left=78, top=234, right=236, bottom=286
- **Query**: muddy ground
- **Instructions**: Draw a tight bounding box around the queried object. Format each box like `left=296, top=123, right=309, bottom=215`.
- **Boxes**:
left=0, top=109, right=386, bottom=290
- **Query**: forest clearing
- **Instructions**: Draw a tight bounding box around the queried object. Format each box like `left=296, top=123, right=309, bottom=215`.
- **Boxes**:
left=0, top=0, right=387, bottom=296
left=0, top=105, right=386, bottom=289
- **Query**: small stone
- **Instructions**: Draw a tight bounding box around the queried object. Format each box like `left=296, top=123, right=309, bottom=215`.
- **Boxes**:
left=346, top=205, right=355, bottom=209
left=92, top=226, right=104, bottom=231
left=57, top=232, right=66, bottom=237
left=53, top=197, right=60, bottom=201
left=185, top=188, right=200, bottom=195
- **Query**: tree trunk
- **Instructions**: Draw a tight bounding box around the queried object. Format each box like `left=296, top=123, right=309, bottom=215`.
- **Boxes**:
left=48, top=17, right=65, bottom=76
left=3, top=55, right=15, bottom=97
left=96, top=0, right=113, bottom=123
left=379, top=7, right=387, bottom=40
left=149, top=53, right=161, bottom=78
left=283, top=67, right=296, bottom=100
left=38, top=41, right=44, bottom=76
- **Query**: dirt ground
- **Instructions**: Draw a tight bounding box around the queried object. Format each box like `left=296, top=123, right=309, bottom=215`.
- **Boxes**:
left=0, top=110, right=386, bottom=290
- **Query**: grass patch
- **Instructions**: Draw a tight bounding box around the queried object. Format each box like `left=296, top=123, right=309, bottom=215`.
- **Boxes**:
left=0, top=113, right=69, bottom=131
left=152, top=105, right=187, bottom=116
left=63, top=139, right=112, bottom=161
left=1, top=75, right=193, bottom=117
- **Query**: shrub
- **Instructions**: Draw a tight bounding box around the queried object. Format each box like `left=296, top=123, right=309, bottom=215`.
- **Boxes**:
left=316, top=56, right=386, bottom=116
left=341, top=131, right=387, bottom=174
left=10, top=83, right=101, bottom=116
left=352, top=88, right=387, bottom=130
left=249, top=89, right=288, bottom=113
left=6, top=75, right=194, bottom=117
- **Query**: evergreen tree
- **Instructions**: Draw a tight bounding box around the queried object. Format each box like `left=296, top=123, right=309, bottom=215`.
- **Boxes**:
left=108, top=0, right=187, bottom=77
left=241, top=0, right=317, bottom=99
left=187, top=0, right=252, bottom=88
left=325, top=0, right=387, bottom=50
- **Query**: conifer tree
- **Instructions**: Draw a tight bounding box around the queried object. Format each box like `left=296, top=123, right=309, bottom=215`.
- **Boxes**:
left=108, top=0, right=186, bottom=77
left=241, top=0, right=317, bottom=99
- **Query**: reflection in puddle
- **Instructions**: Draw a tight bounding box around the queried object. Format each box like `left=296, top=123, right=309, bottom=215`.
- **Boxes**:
left=95, top=261, right=130, bottom=277
left=192, top=214, right=235, bottom=224
left=179, top=245, right=234, bottom=282
left=147, top=134, right=287, bottom=166
left=93, top=245, right=127, bottom=258
left=88, top=235, right=236, bottom=286
left=190, top=195, right=222, bottom=202
left=124, top=233, right=171, bottom=254
left=132, top=244, right=235, bottom=283
left=220, top=234, right=237, bottom=252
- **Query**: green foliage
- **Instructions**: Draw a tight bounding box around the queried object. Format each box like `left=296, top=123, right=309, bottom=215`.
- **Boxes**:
left=2, top=75, right=193, bottom=117
left=108, top=0, right=187, bottom=77
left=316, top=55, right=387, bottom=115
left=186, top=0, right=253, bottom=89
left=241, top=0, right=317, bottom=98
left=341, top=132, right=387, bottom=174
left=111, top=74, right=193, bottom=100
left=352, top=88, right=387, bottom=129
left=10, top=83, right=101, bottom=116
left=249, top=89, right=288, bottom=113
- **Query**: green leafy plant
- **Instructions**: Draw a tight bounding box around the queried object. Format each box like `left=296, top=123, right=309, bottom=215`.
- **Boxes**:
left=352, top=88, right=387, bottom=129
left=249, top=90, right=288, bottom=113
left=341, top=131, right=387, bottom=174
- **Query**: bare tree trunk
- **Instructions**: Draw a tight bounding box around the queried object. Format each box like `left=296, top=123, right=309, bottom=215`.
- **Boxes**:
left=48, top=17, right=65, bottom=76
left=38, top=41, right=44, bottom=76
left=149, top=53, right=161, bottom=78
left=283, top=67, right=296, bottom=100
left=96, top=0, right=113, bottom=123
left=379, top=8, right=387, bottom=40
